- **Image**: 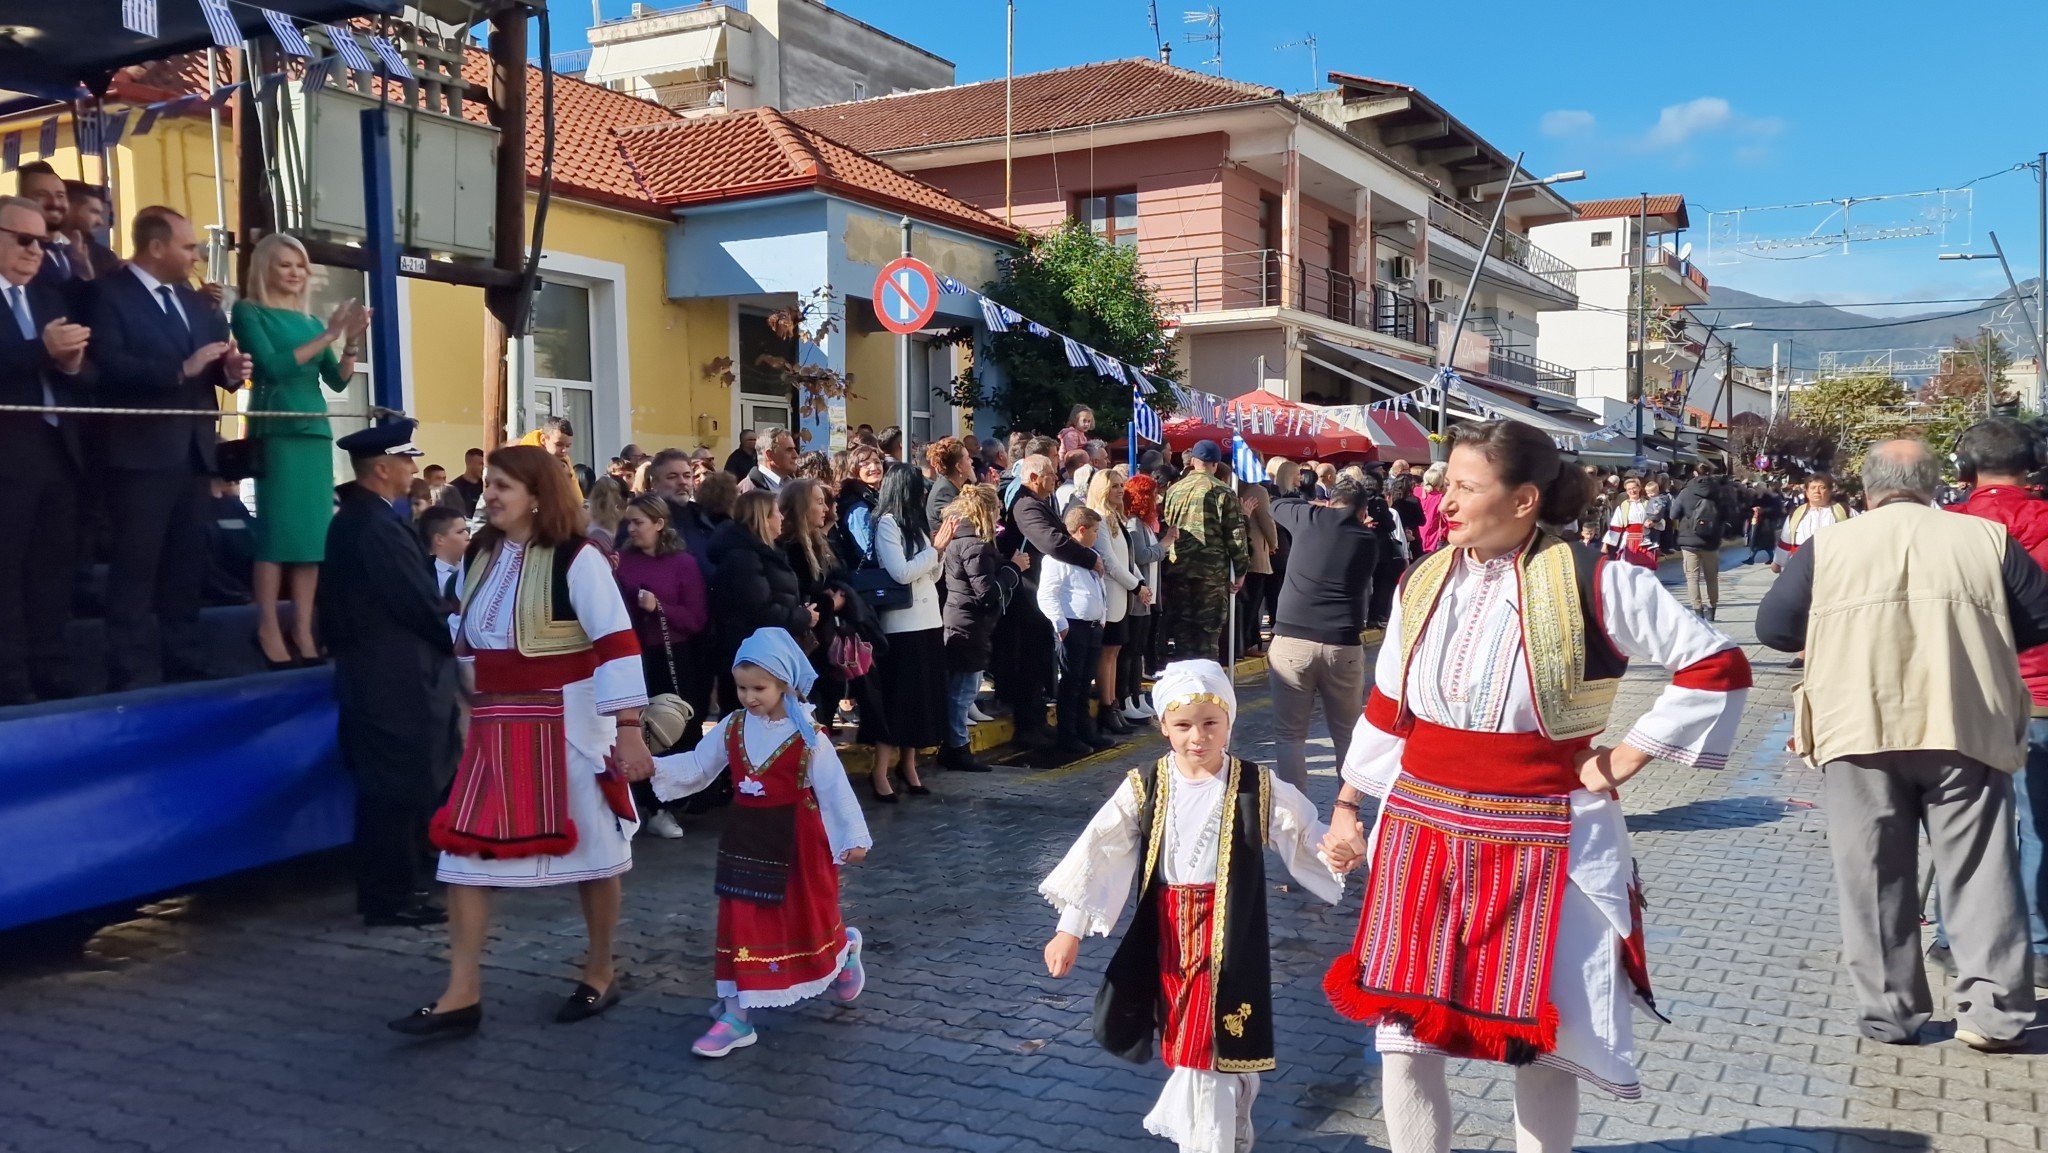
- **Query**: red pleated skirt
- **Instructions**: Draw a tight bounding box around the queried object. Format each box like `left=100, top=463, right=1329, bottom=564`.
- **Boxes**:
left=714, top=800, right=847, bottom=997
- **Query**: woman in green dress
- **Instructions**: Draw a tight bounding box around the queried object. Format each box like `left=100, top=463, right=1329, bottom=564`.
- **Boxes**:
left=232, top=232, right=368, bottom=668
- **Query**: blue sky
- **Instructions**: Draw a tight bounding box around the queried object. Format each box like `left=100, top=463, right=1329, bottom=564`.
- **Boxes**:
left=569, top=0, right=2045, bottom=317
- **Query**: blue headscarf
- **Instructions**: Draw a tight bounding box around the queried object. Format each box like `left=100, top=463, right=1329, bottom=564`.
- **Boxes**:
left=732, top=627, right=820, bottom=745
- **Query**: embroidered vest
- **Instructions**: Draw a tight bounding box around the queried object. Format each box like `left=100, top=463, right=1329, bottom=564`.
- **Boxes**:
left=1394, top=532, right=1626, bottom=740
left=1093, top=757, right=1275, bottom=1074
left=462, top=538, right=596, bottom=659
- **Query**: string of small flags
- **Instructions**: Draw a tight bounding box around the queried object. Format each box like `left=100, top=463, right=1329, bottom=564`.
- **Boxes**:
left=6, top=0, right=417, bottom=173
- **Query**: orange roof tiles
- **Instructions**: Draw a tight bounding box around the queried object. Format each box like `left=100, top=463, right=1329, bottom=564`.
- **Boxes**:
left=619, top=107, right=1015, bottom=241
left=454, top=50, right=677, bottom=216
left=786, top=58, right=1281, bottom=154
left=1575, top=195, right=1689, bottom=228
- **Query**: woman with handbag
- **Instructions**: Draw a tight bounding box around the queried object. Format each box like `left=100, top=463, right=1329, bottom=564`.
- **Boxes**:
left=858, top=464, right=958, bottom=801
left=392, top=445, right=656, bottom=1038
left=779, top=477, right=874, bottom=731
left=706, top=491, right=818, bottom=713
left=833, top=445, right=886, bottom=569
left=232, top=232, right=369, bottom=669
left=612, top=496, right=708, bottom=839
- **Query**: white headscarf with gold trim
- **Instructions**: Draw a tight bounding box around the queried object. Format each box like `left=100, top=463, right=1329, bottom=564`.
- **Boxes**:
left=1150, top=659, right=1236, bottom=725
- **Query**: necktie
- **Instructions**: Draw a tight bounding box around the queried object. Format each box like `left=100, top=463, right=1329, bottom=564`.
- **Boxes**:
left=442, top=569, right=458, bottom=601
left=46, top=246, right=68, bottom=279
left=11, top=286, right=57, bottom=428
left=156, top=285, right=189, bottom=332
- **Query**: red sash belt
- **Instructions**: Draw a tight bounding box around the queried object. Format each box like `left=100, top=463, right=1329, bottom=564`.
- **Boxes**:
left=1400, top=718, right=1589, bottom=797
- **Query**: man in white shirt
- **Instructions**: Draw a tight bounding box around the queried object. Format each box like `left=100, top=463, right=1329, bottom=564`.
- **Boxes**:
left=1038, top=505, right=1112, bottom=761
left=417, top=505, right=470, bottom=641
left=739, top=427, right=798, bottom=494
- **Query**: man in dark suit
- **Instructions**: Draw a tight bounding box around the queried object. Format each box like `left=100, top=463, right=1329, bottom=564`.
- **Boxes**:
left=16, top=163, right=82, bottom=294
left=318, top=420, right=460, bottom=927
left=89, top=206, right=251, bottom=689
left=0, top=196, right=92, bottom=705
left=61, top=181, right=123, bottom=280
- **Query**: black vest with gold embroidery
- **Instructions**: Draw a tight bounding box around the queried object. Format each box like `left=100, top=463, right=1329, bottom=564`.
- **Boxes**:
left=1093, top=757, right=1275, bottom=1074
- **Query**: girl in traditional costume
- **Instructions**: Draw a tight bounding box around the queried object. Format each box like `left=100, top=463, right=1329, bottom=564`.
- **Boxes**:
left=391, top=445, right=656, bottom=1038
left=1601, top=473, right=1658, bottom=568
left=1320, top=420, right=1751, bottom=1152
left=651, top=627, right=872, bottom=1057
left=1042, top=660, right=1344, bottom=1153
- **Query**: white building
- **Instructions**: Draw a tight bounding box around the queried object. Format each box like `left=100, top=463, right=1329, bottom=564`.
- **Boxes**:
left=581, top=0, right=953, bottom=115
left=1532, top=196, right=1712, bottom=445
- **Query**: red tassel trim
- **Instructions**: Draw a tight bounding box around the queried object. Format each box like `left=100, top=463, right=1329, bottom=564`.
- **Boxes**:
left=428, top=808, right=580, bottom=861
left=1323, top=952, right=1561, bottom=1065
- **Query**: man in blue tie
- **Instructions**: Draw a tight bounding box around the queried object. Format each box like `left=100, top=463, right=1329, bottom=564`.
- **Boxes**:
left=89, top=206, right=252, bottom=690
left=0, top=196, right=91, bottom=705
left=16, top=163, right=79, bottom=295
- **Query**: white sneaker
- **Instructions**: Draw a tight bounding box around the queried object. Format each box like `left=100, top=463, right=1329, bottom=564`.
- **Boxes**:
left=1121, top=701, right=1149, bottom=722
left=643, top=810, right=686, bottom=840
left=967, top=703, right=994, bottom=723
left=1129, top=697, right=1156, bottom=719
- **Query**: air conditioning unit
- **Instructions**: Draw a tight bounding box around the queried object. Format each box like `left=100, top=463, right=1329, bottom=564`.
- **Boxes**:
left=1426, top=277, right=1448, bottom=303
left=1388, top=255, right=1416, bottom=283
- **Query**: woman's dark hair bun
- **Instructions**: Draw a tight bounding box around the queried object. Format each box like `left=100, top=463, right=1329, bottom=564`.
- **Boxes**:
left=1445, top=420, right=1592, bottom=526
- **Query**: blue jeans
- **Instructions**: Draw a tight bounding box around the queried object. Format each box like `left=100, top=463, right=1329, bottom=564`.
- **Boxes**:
left=945, top=668, right=982, bottom=749
left=1934, top=718, right=2048, bottom=955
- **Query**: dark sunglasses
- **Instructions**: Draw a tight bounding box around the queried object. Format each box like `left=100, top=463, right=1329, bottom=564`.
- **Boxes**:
left=0, top=226, right=45, bottom=250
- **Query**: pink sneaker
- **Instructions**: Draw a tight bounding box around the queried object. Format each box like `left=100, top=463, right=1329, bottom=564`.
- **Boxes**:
left=691, top=1013, right=757, bottom=1058
left=830, top=927, right=865, bottom=1003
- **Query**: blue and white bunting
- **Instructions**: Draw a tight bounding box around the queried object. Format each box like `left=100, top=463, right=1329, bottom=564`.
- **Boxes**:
left=1061, top=337, right=1089, bottom=369
left=323, top=25, right=376, bottom=72
left=207, top=81, right=245, bottom=109
left=263, top=9, right=313, bottom=57
left=1232, top=435, right=1269, bottom=484
left=370, top=36, right=414, bottom=79
left=1026, top=320, right=1050, bottom=338
left=1132, top=397, right=1163, bottom=444
left=937, top=274, right=965, bottom=295
left=36, top=117, right=57, bottom=158
left=1, top=135, right=18, bottom=173
left=197, top=0, right=241, bottom=49
left=104, top=109, right=132, bottom=149
left=301, top=56, right=333, bottom=97
left=122, top=0, right=159, bottom=37
left=133, top=104, right=163, bottom=138
left=73, top=107, right=101, bottom=155
left=256, top=71, right=286, bottom=101
left=977, top=295, right=1010, bottom=332
left=1129, top=366, right=1156, bottom=396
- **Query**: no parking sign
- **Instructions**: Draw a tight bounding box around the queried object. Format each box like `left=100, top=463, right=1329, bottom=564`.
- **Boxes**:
left=873, top=257, right=941, bottom=335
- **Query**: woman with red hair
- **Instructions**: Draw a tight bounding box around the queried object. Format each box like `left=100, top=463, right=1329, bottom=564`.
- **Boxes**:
left=1115, top=471, right=1168, bottom=720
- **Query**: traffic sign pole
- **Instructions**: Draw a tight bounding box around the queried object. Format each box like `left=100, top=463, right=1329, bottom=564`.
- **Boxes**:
left=871, top=244, right=942, bottom=461
left=898, top=218, right=913, bottom=462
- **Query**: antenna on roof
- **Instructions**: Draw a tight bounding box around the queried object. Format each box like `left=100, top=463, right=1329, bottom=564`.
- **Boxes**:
left=1182, top=6, right=1223, bottom=75
left=1147, top=1, right=1164, bottom=56
left=1275, top=32, right=1318, bottom=88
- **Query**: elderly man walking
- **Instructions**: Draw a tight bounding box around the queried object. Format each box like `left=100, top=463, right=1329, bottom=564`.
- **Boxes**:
left=1161, top=440, right=1249, bottom=663
left=1758, top=439, right=2048, bottom=1050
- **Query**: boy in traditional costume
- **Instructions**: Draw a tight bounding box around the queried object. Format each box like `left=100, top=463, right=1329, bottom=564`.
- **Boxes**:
left=1321, top=421, right=1750, bottom=1152
left=651, top=627, right=872, bottom=1057
left=1042, top=659, right=1343, bottom=1153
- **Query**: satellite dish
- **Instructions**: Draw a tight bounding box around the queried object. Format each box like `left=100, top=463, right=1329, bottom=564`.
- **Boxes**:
left=1677, top=242, right=1694, bottom=262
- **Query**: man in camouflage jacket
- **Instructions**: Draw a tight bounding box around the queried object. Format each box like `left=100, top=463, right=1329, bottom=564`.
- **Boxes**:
left=1161, top=440, right=1250, bottom=663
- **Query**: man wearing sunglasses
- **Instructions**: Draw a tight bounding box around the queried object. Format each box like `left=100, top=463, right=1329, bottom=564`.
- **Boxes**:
left=0, top=195, right=92, bottom=705
left=89, top=206, right=251, bottom=690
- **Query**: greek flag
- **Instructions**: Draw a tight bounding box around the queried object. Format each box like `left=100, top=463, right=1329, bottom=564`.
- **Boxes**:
left=323, top=25, right=376, bottom=72
left=1, top=134, right=17, bottom=173
left=978, top=296, right=1010, bottom=332
left=122, top=0, right=158, bottom=37
left=263, top=9, right=312, bottom=57
left=301, top=56, right=333, bottom=97
left=74, top=107, right=102, bottom=155
left=1232, top=435, right=1269, bottom=484
left=36, top=117, right=57, bottom=158
left=1130, top=367, right=1156, bottom=396
left=371, top=36, right=415, bottom=79
left=197, top=0, right=240, bottom=49
left=1026, top=320, right=1051, bottom=338
left=1132, top=397, right=1163, bottom=444
left=936, top=274, right=965, bottom=295
left=206, top=81, right=245, bottom=109
left=1062, top=337, right=1089, bottom=369
left=104, top=109, right=132, bottom=149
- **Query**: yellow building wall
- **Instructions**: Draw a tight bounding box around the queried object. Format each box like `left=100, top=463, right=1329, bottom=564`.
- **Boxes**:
left=843, top=325, right=896, bottom=435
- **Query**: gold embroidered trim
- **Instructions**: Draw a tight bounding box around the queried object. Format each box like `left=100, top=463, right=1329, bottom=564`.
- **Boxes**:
left=1519, top=535, right=1614, bottom=739
left=1208, top=757, right=1242, bottom=977
left=1139, top=757, right=1171, bottom=892
left=462, top=542, right=595, bottom=659
left=1216, top=1056, right=1277, bottom=1073
left=1222, top=1002, right=1253, bottom=1038
left=1157, top=691, right=1230, bottom=716
left=1394, top=548, right=1458, bottom=709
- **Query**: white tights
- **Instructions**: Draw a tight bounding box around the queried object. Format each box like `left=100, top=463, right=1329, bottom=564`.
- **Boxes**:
left=1380, top=1053, right=1580, bottom=1153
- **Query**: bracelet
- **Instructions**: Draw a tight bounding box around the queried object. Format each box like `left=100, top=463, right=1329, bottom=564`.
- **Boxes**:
left=613, top=717, right=642, bottom=728
left=1333, top=799, right=1359, bottom=813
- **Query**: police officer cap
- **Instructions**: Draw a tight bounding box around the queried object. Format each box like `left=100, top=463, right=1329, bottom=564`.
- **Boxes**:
left=1188, top=439, right=1224, bottom=463
left=337, top=419, right=425, bottom=460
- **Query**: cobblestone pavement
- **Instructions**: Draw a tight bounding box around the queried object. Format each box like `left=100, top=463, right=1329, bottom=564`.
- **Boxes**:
left=2, top=564, right=2042, bottom=1153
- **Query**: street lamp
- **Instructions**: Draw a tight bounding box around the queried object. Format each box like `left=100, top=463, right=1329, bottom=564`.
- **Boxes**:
left=1939, top=231, right=2048, bottom=389
left=1700, top=321, right=1753, bottom=465
left=1432, top=157, right=1587, bottom=438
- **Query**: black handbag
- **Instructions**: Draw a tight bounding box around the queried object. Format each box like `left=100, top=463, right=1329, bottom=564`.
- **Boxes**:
left=848, top=514, right=912, bottom=611
left=216, top=437, right=266, bottom=481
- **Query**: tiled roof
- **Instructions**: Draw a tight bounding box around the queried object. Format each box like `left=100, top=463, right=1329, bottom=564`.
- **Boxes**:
left=108, top=53, right=220, bottom=105
left=618, top=107, right=1015, bottom=242
left=1575, top=195, right=1689, bottom=228
left=786, top=58, right=1281, bottom=153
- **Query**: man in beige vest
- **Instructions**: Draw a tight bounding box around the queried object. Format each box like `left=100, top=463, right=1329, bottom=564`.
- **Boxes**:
left=1758, top=439, right=2048, bottom=1050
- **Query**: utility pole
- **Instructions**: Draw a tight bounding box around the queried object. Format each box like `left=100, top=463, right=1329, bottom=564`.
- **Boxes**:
left=1633, top=193, right=1649, bottom=467
left=1004, top=0, right=1014, bottom=226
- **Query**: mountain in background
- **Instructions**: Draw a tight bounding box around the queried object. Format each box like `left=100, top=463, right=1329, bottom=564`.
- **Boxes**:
left=1689, top=279, right=2041, bottom=373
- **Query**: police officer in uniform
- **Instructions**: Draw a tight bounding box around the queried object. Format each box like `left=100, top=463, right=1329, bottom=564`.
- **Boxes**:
left=316, top=420, right=460, bottom=927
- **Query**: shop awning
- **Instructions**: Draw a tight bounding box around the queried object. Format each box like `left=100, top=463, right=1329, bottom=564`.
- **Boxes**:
left=585, top=27, right=726, bottom=85
left=1447, top=379, right=1601, bottom=439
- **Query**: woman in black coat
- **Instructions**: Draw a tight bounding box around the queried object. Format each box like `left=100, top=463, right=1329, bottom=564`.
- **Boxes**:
left=937, top=482, right=1004, bottom=772
left=833, top=444, right=886, bottom=569
left=1359, top=472, right=1407, bottom=631
left=777, top=477, right=883, bottom=728
left=706, top=489, right=817, bottom=680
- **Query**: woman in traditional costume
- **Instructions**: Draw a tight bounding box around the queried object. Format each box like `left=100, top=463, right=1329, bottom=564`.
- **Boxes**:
left=390, top=445, right=655, bottom=1038
left=1321, top=420, right=1750, bottom=1152
left=1601, top=473, right=1658, bottom=568
left=1041, top=660, right=1344, bottom=1153
left=651, top=627, right=872, bottom=1058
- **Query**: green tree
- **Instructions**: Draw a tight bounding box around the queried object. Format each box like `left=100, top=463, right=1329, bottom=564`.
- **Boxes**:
left=1923, top=332, right=2014, bottom=414
left=1790, top=369, right=1908, bottom=479
left=959, top=220, right=1180, bottom=437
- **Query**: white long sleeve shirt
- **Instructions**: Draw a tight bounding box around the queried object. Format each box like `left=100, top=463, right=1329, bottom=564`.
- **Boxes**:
left=1036, top=553, right=1106, bottom=633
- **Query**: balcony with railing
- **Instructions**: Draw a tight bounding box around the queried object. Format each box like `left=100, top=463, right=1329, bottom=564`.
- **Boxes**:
left=1150, top=249, right=1436, bottom=349
left=1486, top=347, right=1577, bottom=398
left=1638, top=245, right=1711, bottom=296
left=1427, top=200, right=1578, bottom=297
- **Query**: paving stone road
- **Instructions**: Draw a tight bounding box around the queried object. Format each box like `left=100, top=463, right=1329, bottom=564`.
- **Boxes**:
left=1, top=564, right=2041, bottom=1153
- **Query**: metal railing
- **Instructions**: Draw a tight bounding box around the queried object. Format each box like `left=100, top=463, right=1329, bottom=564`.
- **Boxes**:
left=1156, top=249, right=1435, bottom=347
left=1487, top=347, right=1576, bottom=397
left=1428, top=200, right=1578, bottom=296
left=1639, top=245, right=1711, bottom=294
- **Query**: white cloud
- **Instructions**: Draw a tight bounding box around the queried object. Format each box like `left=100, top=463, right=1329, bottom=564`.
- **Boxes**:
left=1640, top=97, right=1784, bottom=151
left=1539, top=109, right=1596, bottom=138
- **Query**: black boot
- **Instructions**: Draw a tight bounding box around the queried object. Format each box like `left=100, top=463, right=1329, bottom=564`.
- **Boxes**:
left=940, top=742, right=992, bottom=772
left=1079, top=713, right=1116, bottom=752
left=1096, top=706, right=1132, bottom=736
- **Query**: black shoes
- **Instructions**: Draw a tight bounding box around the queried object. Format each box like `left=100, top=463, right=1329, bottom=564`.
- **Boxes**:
left=555, top=981, right=622, bottom=1024
left=1052, top=739, right=1097, bottom=763
left=388, top=1002, right=481, bottom=1038
left=939, top=743, right=992, bottom=772
left=364, top=902, right=447, bottom=928
left=1096, top=709, right=1133, bottom=736
left=1011, top=723, right=1055, bottom=751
